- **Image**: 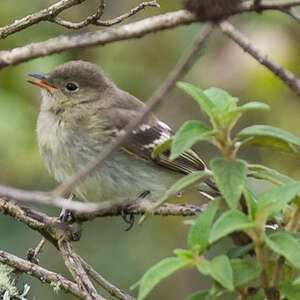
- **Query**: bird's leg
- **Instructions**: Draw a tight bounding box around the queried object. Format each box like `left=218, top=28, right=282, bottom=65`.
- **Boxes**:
left=59, top=193, right=74, bottom=222
left=121, top=191, right=150, bottom=231
left=59, top=194, right=82, bottom=241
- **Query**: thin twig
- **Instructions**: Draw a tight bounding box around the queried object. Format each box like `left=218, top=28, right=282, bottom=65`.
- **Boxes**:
left=79, top=257, right=135, bottom=300
left=0, top=250, right=84, bottom=298
left=53, top=24, right=214, bottom=197
left=0, top=10, right=197, bottom=69
left=94, top=1, right=160, bottom=26
left=53, top=1, right=159, bottom=29
left=0, top=184, right=99, bottom=212
left=0, top=0, right=86, bottom=39
left=52, top=0, right=105, bottom=29
left=27, top=238, right=45, bottom=264
left=58, top=239, right=104, bottom=300
left=12, top=238, right=46, bottom=286
left=1, top=0, right=300, bottom=69
left=218, top=20, right=300, bottom=97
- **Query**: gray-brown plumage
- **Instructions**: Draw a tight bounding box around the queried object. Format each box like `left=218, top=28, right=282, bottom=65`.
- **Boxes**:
left=28, top=61, right=213, bottom=203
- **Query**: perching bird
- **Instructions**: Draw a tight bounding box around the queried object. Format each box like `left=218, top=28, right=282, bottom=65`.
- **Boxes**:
left=28, top=60, right=215, bottom=206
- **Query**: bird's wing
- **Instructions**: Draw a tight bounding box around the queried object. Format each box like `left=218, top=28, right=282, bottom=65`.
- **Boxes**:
left=99, top=103, right=207, bottom=174
left=125, top=117, right=207, bottom=174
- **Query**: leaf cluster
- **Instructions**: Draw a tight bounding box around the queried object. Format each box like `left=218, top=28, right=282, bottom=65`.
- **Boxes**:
left=134, top=83, right=300, bottom=300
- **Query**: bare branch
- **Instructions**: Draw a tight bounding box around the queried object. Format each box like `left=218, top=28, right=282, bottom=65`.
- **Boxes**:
left=0, top=184, right=99, bottom=212
left=0, top=10, right=197, bottom=69
left=0, top=250, right=85, bottom=298
left=53, top=24, right=214, bottom=197
left=257, top=0, right=300, bottom=9
left=94, top=1, right=160, bottom=26
left=218, top=20, right=300, bottom=97
left=73, top=201, right=206, bottom=222
left=58, top=239, right=104, bottom=300
left=1, top=0, right=300, bottom=69
left=0, top=0, right=86, bottom=39
left=53, top=1, right=159, bottom=29
left=280, top=7, right=300, bottom=22
left=51, top=0, right=105, bottom=30
left=27, top=238, right=45, bottom=264
left=79, top=257, right=135, bottom=300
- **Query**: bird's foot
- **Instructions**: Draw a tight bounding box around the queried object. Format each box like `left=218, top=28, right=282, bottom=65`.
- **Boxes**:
left=121, top=191, right=150, bottom=231
left=59, top=208, right=82, bottom=241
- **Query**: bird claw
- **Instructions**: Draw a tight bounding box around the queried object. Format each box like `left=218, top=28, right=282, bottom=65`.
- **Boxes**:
left=121, top=191, right=150, bottom=231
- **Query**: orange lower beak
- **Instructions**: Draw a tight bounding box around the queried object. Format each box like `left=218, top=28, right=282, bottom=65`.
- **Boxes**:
left=27, top=73, right=58, bottom=91
left=27, top=79, right=58, bottom=91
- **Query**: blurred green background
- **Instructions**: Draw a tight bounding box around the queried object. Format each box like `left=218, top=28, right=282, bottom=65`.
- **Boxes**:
left=1, top=0, right=300, bottom=299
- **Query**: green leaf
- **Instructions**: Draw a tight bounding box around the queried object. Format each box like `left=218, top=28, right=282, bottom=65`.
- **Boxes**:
left=231, top=259, right=261, bottom=287
left=188, top=199, right=220, bottom=253
left=248, top=164, right=296, bottom=186
left=257, top=182, right=300, bottom=217
left=280, top=280, right=300, bottom=300
left=204, top=87, right=238, bottom=112
left=165, top=171, right=209, bottom=198
left=135, top=257, right=189, bottom=300
left=243, top=189, right=258, bottom=220
left=266, top=233, right=300, bottom=269
left=227, top=243, right=254, bottom=258
left=177, top=82, right=215, bottom=117
left=173, top=249, right=193, bottom=260
left=209, top=210, right=254, bottom=243
left=210, top=158, right=248, bottom=209
left=170, top=121, right=213, bottom=160
left=220, top=102, right=270, bottom=130
left=238, top=125, right=300, bottom=154
left=197, top=255, right=234, bottom=290
left=235, top=102, right=270, bottom=112
left=186, top=291, right=209, bottom=300
left=151, top=138, right=172, bottom=159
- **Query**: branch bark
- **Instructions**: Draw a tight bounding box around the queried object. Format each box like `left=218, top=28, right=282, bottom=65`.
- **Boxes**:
left=0, top=10, right=197, bottom=69
left=58, top=239, right=104, bottom=300
left=218, top=20, right=300, bottom=97
left=0, top=250, right=85, bottom=298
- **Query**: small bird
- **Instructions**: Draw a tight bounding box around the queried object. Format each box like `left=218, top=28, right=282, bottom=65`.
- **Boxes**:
left=28, top=60, right=214, bottom=205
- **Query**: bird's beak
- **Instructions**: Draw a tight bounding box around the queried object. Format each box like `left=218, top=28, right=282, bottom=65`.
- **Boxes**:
left=27, top=73, right=58, bottom=91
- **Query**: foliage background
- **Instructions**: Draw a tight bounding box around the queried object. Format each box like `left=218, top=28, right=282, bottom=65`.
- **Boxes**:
left=0, top=0, right=300, bottom=299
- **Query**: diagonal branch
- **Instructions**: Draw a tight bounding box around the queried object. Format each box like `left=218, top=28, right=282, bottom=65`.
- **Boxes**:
left=218, top=20, right=300, bottom=97
left=280, top=7, right=300, bottom=22
left=79, top=257, right=135, bottom=300
left=58, top=239, right=105, bottom=300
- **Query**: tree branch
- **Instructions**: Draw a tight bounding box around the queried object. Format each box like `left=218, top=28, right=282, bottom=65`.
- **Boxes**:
left=0, top=10, right=197, bottom=69
left=0, top=184, right=99, bottom=212
left=0, top=250, right=85, bottom=298
left=1, top=0, right=300, bottom=69
left=218, top=20, right=300, bottom=97
left=280, top=7, right=300, bottom=23
left=79, top=257, right=135, bottom=300
left=52, top=1, right=159, bottom=29
left=0, top=0, right=86, bottom=39
left=58, top=239, right=104, bottom=300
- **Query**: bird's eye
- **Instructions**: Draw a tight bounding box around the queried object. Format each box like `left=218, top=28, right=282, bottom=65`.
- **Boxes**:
left=65, top=82, right=78, bottom=91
